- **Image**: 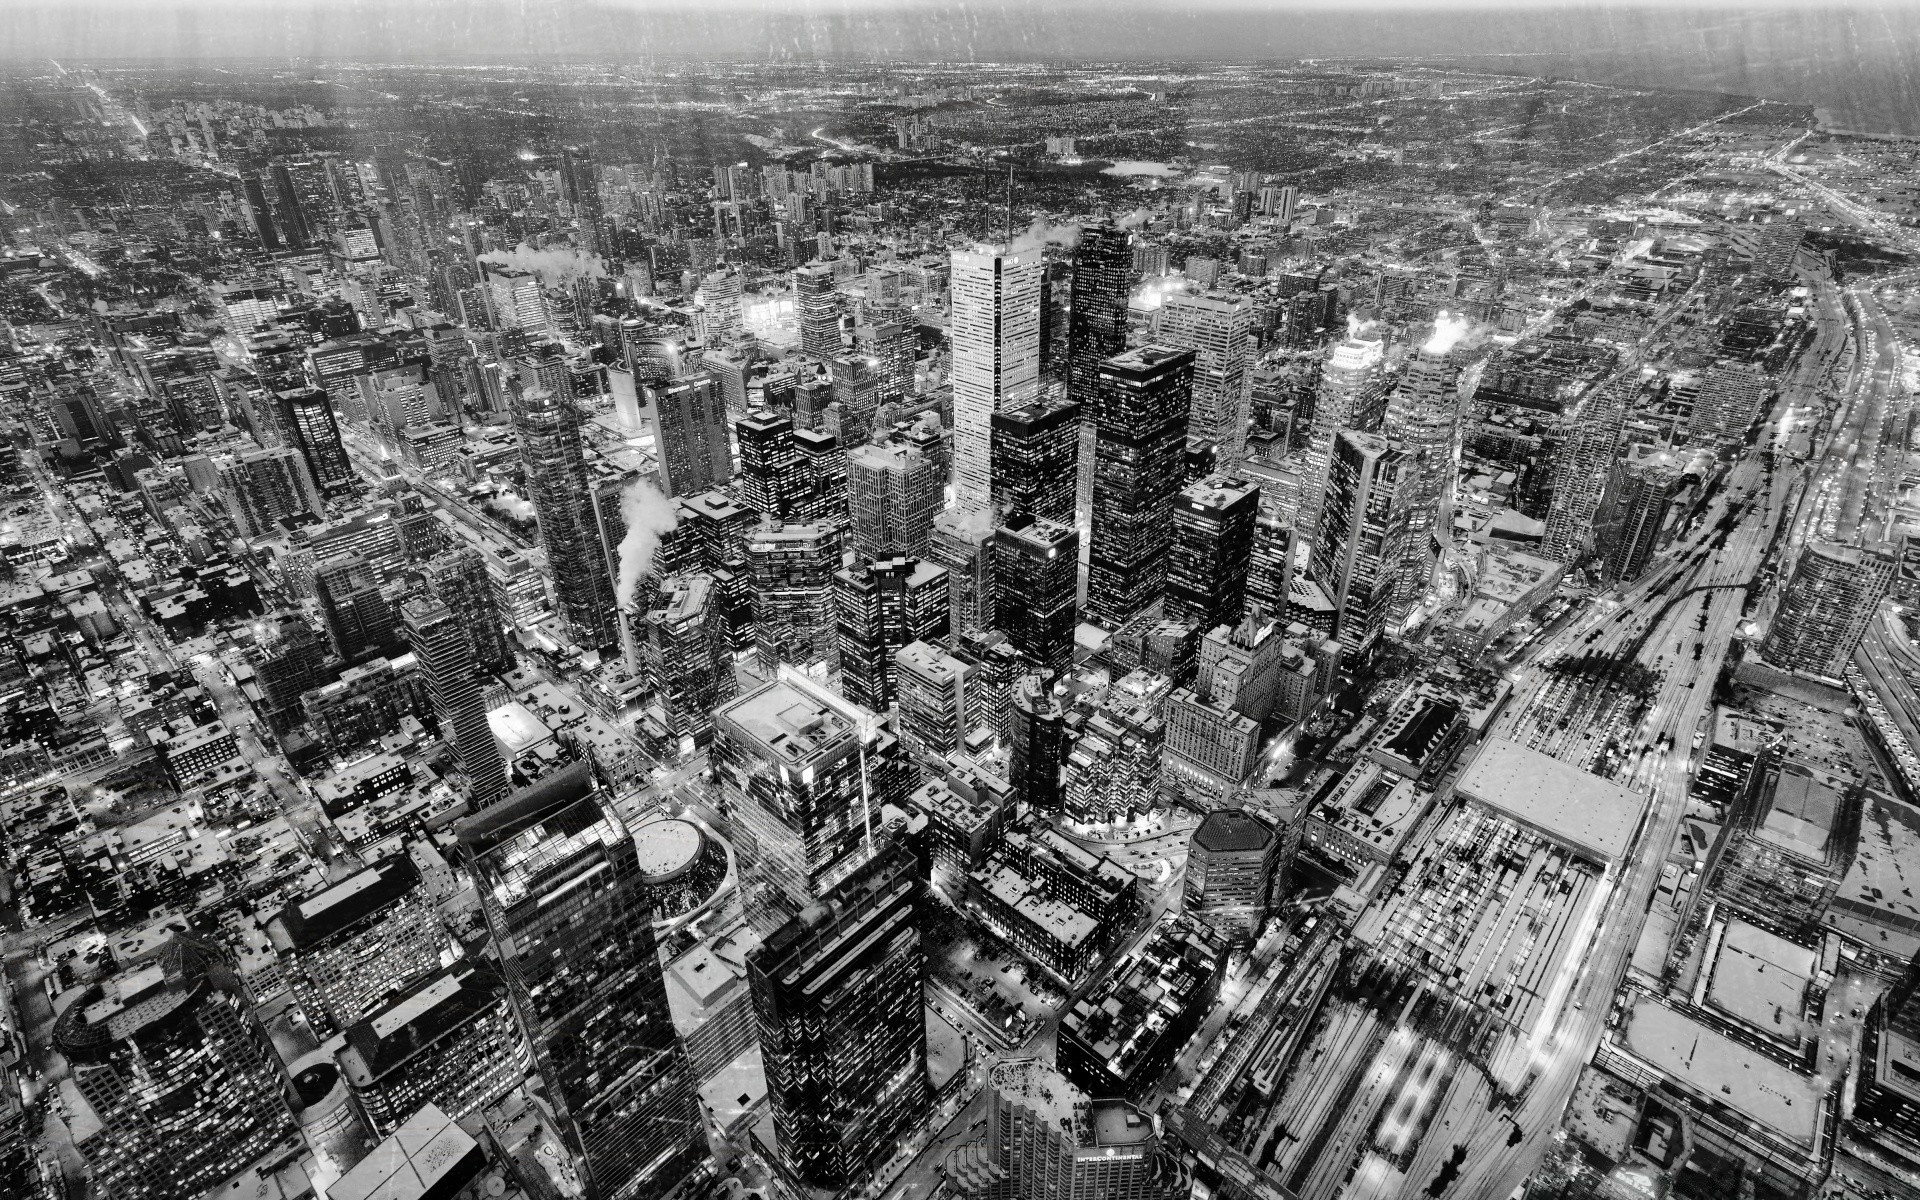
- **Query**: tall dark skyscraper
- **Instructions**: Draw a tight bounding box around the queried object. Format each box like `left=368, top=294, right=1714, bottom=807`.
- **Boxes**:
left=1600, top=450, right=1687, bottom=585
left=1087, top=345, right=1194, bottom=630
left=794, top=261, right=841, bottom=358
left=276, top=386, right=355, bottom=496
left=559, top=144, right=606, bottom=257
left=512, top=381, right=619, bottom=651
left=1069, top=218, right=1135, bottom=404
left=313, top=554, right=400, bottom=662
left=420, top=544, right=514, bottom=676
left=736, top=408, right=806, bottom=523
left=1166, top=474, right=1261, bottom=634
left=458, top=763, right=707, bottom=1200
left=1311, top=430, right=1411, bottom=659
left=991, top=396, right=1081, bottom=524
left=1543, top=380, right=1629, bottom=564
left=650, top=371, right=733, bottom=498
left=402, top=595, right=510, bottom=809
left=747, top=841, right=930, bottom=1198
left=991, top=513, right=1080, bottom=675
left=1011, top=673, right=1068, bottom=813
left=832, top=556, right=951, bottom=711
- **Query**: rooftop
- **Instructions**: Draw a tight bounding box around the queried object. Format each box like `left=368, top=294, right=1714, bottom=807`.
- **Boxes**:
left=1620, top=996, right=1822, bottom=1145
left=1191, top=809, right=1276, bottom=854
left=1455, top=737, right=1646, bottom=866
left=329, top=1103, right=486, bottom=1200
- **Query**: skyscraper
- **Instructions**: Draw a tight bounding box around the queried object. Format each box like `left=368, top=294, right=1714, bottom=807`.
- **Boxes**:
left=1165, top=474, right=1260, bottom=633
left=1763, top=541, right=1896, bottom=681
left=830, top=352, right=884, bottom=447
left=832, top=556, right=951, bottom=711
left=1068, top=218, right=1135, bottom=406
left=1011, top=674, right=1068, bottom=814
left=700, top=267, right=742, bottom=342
left=736, top=408, right=807, bottom=523
left=991, top=396, right=1081, bottom=525
left=485, top=266, right=553, bottom=338
left=650, top=372, right=733, bottom=498
left=314, top=554, right=401, bottom=662
left=1087, top=346, right=1194, bottom=630
left=420, top=545, right=515, bottom=677
left=512, top=382, right=619, bottom=650
left=56, top=936, right=297, bottom=1200
left=1302, top=325, right=1389, bottom=537
left=746, top=523, right=840, bottom=674
left=642, top=573, right=737, bottom=750
left=403, top=595, right=510, bottom=809
left=458, top=763, right=707, bottom=1200
left=748, top=841, right=929, bottom=1197
left=848, top=440, right=943, bottom=560
left=277, top=386, right=355, bottom=496
left=950, top=243, right=1044, bottom=513
left=1383, top=330, right=1463, bottom=618
left=1542, top=381, right=1629, bottom=564
left=1600, top=450, right=1687, bottom=584
left=560, top=144, right=606, bottom=257
left=1159, top=290, right=1255, bottom=462
left=954, top=1057, right=1163, bottom=1200
left=1183, top=809, right=1281, bottom=945
left=1311, top=430, right=1411, bottom=658
left=991, top=513, right=1080, bottom=676
left=929, top=506, right=997, bottom=637
left=895, top=639, right=973, bottom=759
left=794, top=261, right=841, bottom=358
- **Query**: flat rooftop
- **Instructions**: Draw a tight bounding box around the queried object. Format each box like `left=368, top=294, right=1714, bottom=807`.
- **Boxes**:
left=1705, top=918, right=1816, bottom=1045
left=1455, top=737, right=1646, bottom=866
left=1824, top=791, right=1920, bottom=962
left=1620, top=996, right=1822, bottom=1145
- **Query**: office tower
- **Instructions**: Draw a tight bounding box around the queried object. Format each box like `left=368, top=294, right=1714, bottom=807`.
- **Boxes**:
left=746, top=523, right=839, bottom=673
left=512, top=383, right=619, bottom=651
left=735, top=408, right=806, bottom=523
left=747, top=841, right=930, bottom=1197
left=1600, top=451, right=1687, bottom=584
left=895, top=639, right=972, bottom=758
left=272, top=856, right=449, bottom=1035
left=335, top=963, right=528, bottom=1137
left=243, top=173, right=281, bottom=249
left=277, top=386, right=355, bottom=496
left=458, top=763, right=707, bottom=1200
left=1689, top=359, right=1773, bottom=442
left=560, top=144, right=606, bottom=256
left=833, top=556, right=951, bottom=711
left=420, top=545, right=514, bottom=676
left=991, top=396, right=1080, bottom=524
left=316, top=554, right=401, bottom=662
left=1542, top=382, right=1629, bottom=563
left=701, top=267, right=743, bottom=342
left=1311, top=430, right=1412, bottom=658
left=1166, top=475, right=1260, bottom=633
left=1302, top=325, right=1389, bottom=537
left=991, top=513, right=1080, bottom=676
left=1383, top=336, right=1463, bottom=618
left=251, top=614, right=329, bottom=734
left=792, top=427, right=848, bottom=527
left=651, top=372, right=733, bottom=497
left=642, top=574, right=736, bottom=751
left=830, top=352, right=884, bottom=447
left=1763, top=541, right=1896, bottom=681
left=1159, top=291, right=1255, bottom=461
left=1183, top=809, right=1281, bottom=945
left=1247, top=506, right=1296, bottom=620
left=848, top=440, right=943, bottom=560
left=795, top=261, right=842, bottom=358
left=1069, top=219, right=1135, bottom=406
left=55, top=936, right=297, bottom=1200
left=954, top=1057, right=1162, bottom=1200
left=857, top=316, right=916, bottom=402
left=1086, top=346, right=1194, bottom=630
left=218, top=445, right=321, bottom=537
left=950, top=242, right=1044, bottom=512
left=713, top=671, right=901, bottom=932
left=485, top=266, right=553, bottom=338
left=1011, top=674, right=1068, bottom=813
left=403, top=596, right=511, bottom=808
left=930, top=507, right=997, bottom=636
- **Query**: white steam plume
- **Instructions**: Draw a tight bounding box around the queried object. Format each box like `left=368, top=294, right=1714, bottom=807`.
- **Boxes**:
left=479, top=243, right=607, bottom=287
left=1423, top=310, right=1472, bottom=357
left=1115, top=207, right=1153, bottom=230
left=614, top=476, right=679, bottom=611
left=1008, top=217, right=1081, bottom=254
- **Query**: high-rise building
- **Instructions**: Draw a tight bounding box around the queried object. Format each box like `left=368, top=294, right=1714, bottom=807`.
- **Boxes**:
left=335, top=963, right=528, bottom=1137
left=794, top=261, right=842, bottom=358
left=485, top=266, right=553, bottom=338
left=952, top=1057, right=1162, bottom=1200
left=792, top=427, right=848, bottom=528
left=950, top=243, right=1044, bottom=512
left=1600, top=451, right=1687, bottom=584
left=712, top=670, right=901, bottom=933
left=560, top=143, right=606, bottom=257
left=1384, top=334, right=1463, bottom=617
left=746, top=523, right=840, bottom=674
left=458, top=763, right=708, bottom=1200
left=277, top=386, right=355, bottom=496
left=830, top=352, right=884, bottom=447
left=1068, top=219, right=1135, bottom=406
left=856, top=316, right=916, bottom=402
left=250, top=614, right=329, bottom=735
left=991, top=397, right=1081, bottom=525
left=929, top=507, right=997, bottom=636
left=991, top=513, right=1080, bottom=676
left=642, top=574, right=737, bottom=750
left=833, top=557, right=951, bottom=711
left=747, top=841, right=930, bottom=1197
left=651, top=372, right=733, bottom=497
left=700, top=267, right=743, bottom=342
left=735, top=408, right=807, bottom=523
left=1301, top=325, right=1389, bottom=537
left=420, top=545, right=515, bottom=677
left=1165, top=475, right=1260, bottom=633
left=403, top=596, right=510, bottom=808
left=512, top=383, right=619, bottom=650
left=1763, top=541, right=1896, bottom=682
left=315, top=554, right=401, bottom=662
left=1010, top=674, right=1068, bottom=814
left=1183, top=809, right=1281, bottom=945
left=217, top=445, right=322, bottom=538
left=1087, top=346, right=1194, bottom=630
left=1311, top=430, right=1411, bottom=658
left=895, top=639, right=972, bottom=759
left=1542, top=381, right=1629, bottom=564
left=1159, top=291, right=1255, bottom=461
left=56, top=937, right=297, bottom=1200
left=848, top=440, right=943, bottom=560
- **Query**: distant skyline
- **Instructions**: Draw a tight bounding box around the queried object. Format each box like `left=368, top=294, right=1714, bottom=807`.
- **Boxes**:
left=8, top=1, right=1920, bottom=133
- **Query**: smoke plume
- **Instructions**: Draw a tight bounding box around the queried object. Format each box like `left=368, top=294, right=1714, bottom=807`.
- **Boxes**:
left=614, top=476, right=679, bottom=611
left=1008, top=217, right=1081, bottom=254
left=1115, top=207, right=1153, bottom=230
left=479, top=243, right=606, bottom=287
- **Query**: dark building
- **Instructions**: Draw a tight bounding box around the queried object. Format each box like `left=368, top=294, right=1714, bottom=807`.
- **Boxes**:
left=832, top=557, right=951, bottom=712
left=1087, top=346, right=1194, bottom=630
left=991, top=514, right=1079, bottom=676
left=277, top=386, right=355, bottom=496
left=650, top=371, right=733, bottom=498
left=747, top=841, right=931, bottom=1197
left=1068, top=219, right=1135, bottom=405
left=511, top=380, right=620, bottom=651
left=1011, top=674, right=1068, bottom=814
left=559, top=144, right=607, bottom=258
left=1165, top=475, right=1260, bottom=634
left=736, top=408, right=807, bottom=524
left=991, top=397, right=1081, bottom=525
left=403, top=595, right=510, bottom=809
left=458, top=763, right=707, bottom=1200
left=314, top=555, right=402, bottom=663
left=336, top=961, right=529, bottom=1137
